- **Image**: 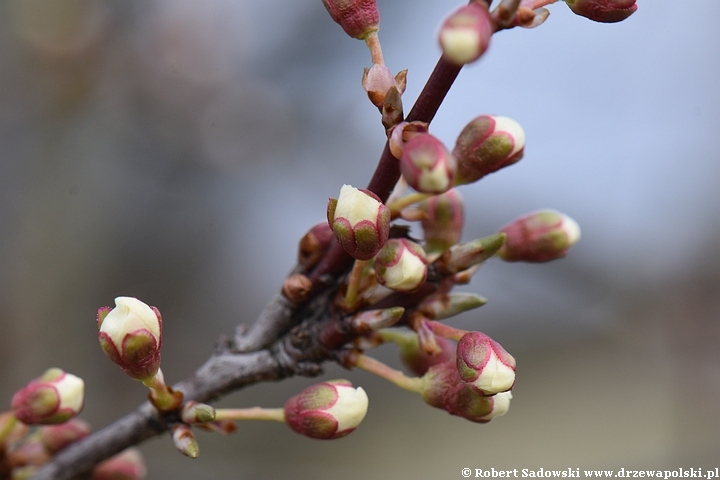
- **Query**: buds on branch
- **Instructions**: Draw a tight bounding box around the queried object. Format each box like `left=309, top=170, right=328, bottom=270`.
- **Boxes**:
left=11, top=368, right=84, bottom=425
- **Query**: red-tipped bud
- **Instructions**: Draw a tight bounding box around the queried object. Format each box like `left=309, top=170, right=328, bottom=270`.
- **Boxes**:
left=565, top=0, right=637, bottom=23
left=92, top=448, right=147, bottom=480
left=284, top=379, right=369, bottom=440
left=453, top=115, right=525, bottom=185
left=457, top=332, right=516, bottom=395
left=420, top=361, right=512, bottom=423
left=439, top=3, right=494, bottom=66
left=415, top=189, right=464, bottom=253
left=328, top=185, right=391, bottom=261
left=298, top=222, right=335, bottom=270
left=374, top=239, right=428, bottom=292
left=38, top=419, right=91, bottom=454
left=498, top=210, right=581, bottom=262
left=322, top=0, right=379, bottom=40
left=97, top=297, right=162, bottom=381
left=400, top=133, right=456, bottom=194
left=11, top=368, right=84, bottom=425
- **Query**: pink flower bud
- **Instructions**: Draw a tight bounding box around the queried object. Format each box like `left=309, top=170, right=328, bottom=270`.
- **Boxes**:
left=97, top=297, right=162, bottom=381
left=416, top=189, right=464, bottom=253
left=11, top=368, right=84, bottom=425
left=38, top=419, right=91, bottom=454
left=284, top=379, right=369, bottom=440
left=420, top=361, right=512, bottom=423
left=362, top=64, right=398, bottom=109
left=498, top=210, right=581, bottom=262
left=92, top=448, right=147, bottom=480
left=565, top=0, right=637, bottom=23
left=453, top=115, right=525, bottom=185
left=374, top=239, right=428, bottom=292
left=456, top=332, right=516, bottom=395
left=327, top=185, right=391, bottom=261
left=439, top=3, right=494, bottom=66
left=388, top=121, right=429, bottom=159
left=321, top=0, right=380, bottom=40
left=400, top=133, right=456, bottom=194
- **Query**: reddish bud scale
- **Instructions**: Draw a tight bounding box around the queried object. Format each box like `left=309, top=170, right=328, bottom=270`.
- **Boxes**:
left=420, top=361, right=497, bottom=423
left=565, top=0, right=637, bottom=23
left=399, top=334, right=456, bottom=377
left=322, top=0, right=380, bottom=39
left=298, top=222, right=335, bottom=269
left=400, top=133, right=455, bottom=194
left=418, top=189, right=464, bottom=253
left=39, top=419, right=91, bottom=454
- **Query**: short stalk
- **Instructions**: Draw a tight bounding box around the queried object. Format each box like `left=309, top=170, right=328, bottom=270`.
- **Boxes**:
left=354, top=354, right=424, bottom=393
left=344, top=260, right=368, bottom=309
left=388, top=192, right=432, bottom=217
left=427, top=321, right=468, bottom=341
left=141, top=369, right=182, bottom=411
left=214, top=407, right=286, bottom=423
left=365, top=32, right=384, bottom=65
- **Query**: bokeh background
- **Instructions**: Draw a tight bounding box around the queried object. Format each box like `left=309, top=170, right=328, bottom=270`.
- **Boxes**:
left=1, top=0, right=719, bottom=478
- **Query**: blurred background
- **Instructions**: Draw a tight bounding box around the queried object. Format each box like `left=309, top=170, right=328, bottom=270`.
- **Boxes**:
left=1, top=0, right=719, bottom=477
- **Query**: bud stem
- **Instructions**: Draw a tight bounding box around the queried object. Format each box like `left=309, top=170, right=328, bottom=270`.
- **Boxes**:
left=353, top=354, right=424, bottom=393
left=214, top=407, right=286, bottom=423
left=426, top=320, right=468, bottom=341
left=345, top=260, right=369, bottom=309
left=387, top=192, right=432, bottom=218
left=0, top=413, right=18, bottom=445
left=142, top=369, right=183, bottom=411
left=365, top=31, right=384, bottom=65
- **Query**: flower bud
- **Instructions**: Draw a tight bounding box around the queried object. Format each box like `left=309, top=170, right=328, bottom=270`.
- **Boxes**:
left=172, top=424, right=199, bottom=458
left=97, top=297, right=162, bottom=381
left=298, top=222, right=335, bottom=270
left=439, top=3, right=494, bottom=66
left=388, top=121, right=429, bottom=159
left=420, top=361, right=512, bottom=423
left=374, top=239, right=428, bottom=292
left=453, top=115, right=525, bottom=185
left=362, top=64, right=396, bottom=108
left=181, top=402, right=216, bottom=425
left=322, top=0, right=379, bottom=40
left=416, top=189, right=464, bottom=253
left=565, top=0, right=637, bottom=23
left=327, top=185, right=391, bottom=261
left=418, top=292, right=487, bottom=321
left=92, top=448, right=147, bottom=480
left=498, top=210, right=581, bottom=262
left=400, top=133, right=456, bottom=194
left=456, top=332, right=516, bottom=395
left=436, top=233, right=505, bottom=275
left=39, top=419, right=91, bottom=454
left=284, top=379, right=368, bottom=440
left=11, top=368, right=84, bottom=425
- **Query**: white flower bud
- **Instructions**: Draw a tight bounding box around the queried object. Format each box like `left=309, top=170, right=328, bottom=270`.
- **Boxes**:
left=11, top=368, right=85, bottom=425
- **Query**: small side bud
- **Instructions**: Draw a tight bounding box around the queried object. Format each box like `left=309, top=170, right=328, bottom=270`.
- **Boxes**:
left=350, top=307, right=405, bottom=333
left=298, top=223, right=335, bottom=270
left=374, top=239, right=428, bottom=292
left=453, top=115, right=525, bottom=185
left=38, top=419, right=91, bottom=454
left=400, top=133, right=456, bottom=194
left=281, top=274, right=312, bottom=303
left=181, top=402, right=216, bottom=425
left=284, top=379, right=369, bottom=440
left=322, top=0, right=380, bottom=40
left=388, top=121, right=429, bottom=159
left=92, top=448, right=147, bottom=480
left=418, top=292, right=487, bottom=321
left=436, top=233, right=506, bottom=275
left=439, top=3, right=494, bottom=66
left=11, top=368, right=84, bottom=425
left=328, top=185, right=391, bottom=261
left=415, top=189, right=464, bottom=254
left=498, top=210, right=581, bottom=262
left=457, top=332, right=516, bottom=395
left=565, top=0, right=637, bottom=23
left=363, top=64, right=397, bottom=108
left=97, top=297, right=162, bottom=381
left=172, top=424, right=199, bottom=458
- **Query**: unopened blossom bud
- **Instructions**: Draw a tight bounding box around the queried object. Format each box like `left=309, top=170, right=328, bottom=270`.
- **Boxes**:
left=92, top=448, right=147, bottom=480
left=374, top=239, right=428, bottom=292
left=327, top=184, right=390, bottom=261
left=400, top=133, right=456, bottom=194
left=298, top=223, right=335, bottom=270
left=439, top=3, right=493, bottom=66
left=181, top=402, right=216, bottom=424
left=565, top=0, right=637, bottom=23
left=39, top=419, right=91, bottom=454
left=362, top=65, right=406, bottom=109
left=11, top=368, right=84, bottom=425
left=416, top=189, right=464, bottom=253
left=388, top=121, right=428, bottom=159
left=498, top=210, right=581, bottom=262
left=322, top=0, right=379, bottom=40
left=97, top=297, right=162, bottom=381
left=453, top=115, right=525, bottom=185
left=172, top=424, right=199, bottom=458
left=421, top=361, right=512, bottom=423
left=457, top=332, right=516, bottom=395
left=284, top=379, right=368, bottom=440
